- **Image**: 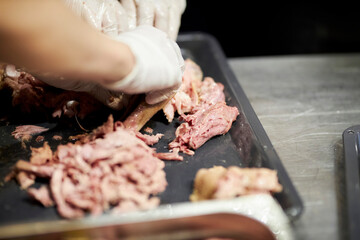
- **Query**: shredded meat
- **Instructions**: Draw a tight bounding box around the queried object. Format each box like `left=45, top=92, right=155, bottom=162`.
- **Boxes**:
left=28, top=186, right=54, bottom=207
left=190, top=166, right=283, bottom=202
left=170, top=102, right=239, bottom=153
left=168, top=76, right=239, bottom=155
left=11, top=125, right=49, bottom=141
left=11, top=116, right=167, bottom=219
left=135, top=132, right=163, bottom=146
left=163, top=59, right=203, bottom=122
left=154, top=148, right=183, bottom=161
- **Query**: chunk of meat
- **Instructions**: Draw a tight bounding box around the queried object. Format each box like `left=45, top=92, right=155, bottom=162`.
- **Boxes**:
left=169, top=102, right=239, bottom=153
left=190, top=166, right=283, bottom=202
left=30, top=142, right=53, bottom=165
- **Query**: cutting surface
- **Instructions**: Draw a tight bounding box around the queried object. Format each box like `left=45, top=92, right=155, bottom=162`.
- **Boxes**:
left=229, top=54, right=360, bottom=240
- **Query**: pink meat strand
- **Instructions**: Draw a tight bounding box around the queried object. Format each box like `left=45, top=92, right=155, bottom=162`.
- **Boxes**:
left=11, top=125, right=49, bottom=141
left=12, top=116, right=168, bottom=219
left=169, top=77, right=239, bottom=155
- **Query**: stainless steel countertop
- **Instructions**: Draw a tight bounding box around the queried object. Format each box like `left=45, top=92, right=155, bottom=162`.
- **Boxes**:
left=229, top=54, right=360, bottom=240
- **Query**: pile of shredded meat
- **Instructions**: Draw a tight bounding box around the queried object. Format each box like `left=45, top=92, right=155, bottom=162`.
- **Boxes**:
left=190, top=166, right=283, bottom=202
left=10, top=116, right=167, bottom=219
left=165, top=60, right=239, bottom=155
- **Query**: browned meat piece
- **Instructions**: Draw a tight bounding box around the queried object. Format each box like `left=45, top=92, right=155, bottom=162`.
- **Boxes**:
left=27, top=186, right=54, bottom=207
left=35, top=135, right=45, bottom=143
left=30, top=142, right=53, bottom=165
left=144, top=127, right=153, bottom=134
left=169, top=102, right=239, bottom=154
left=11, top=125, right=49, bottom=141
left=190, top=166, right=227, bottom=201
left=190, top=166, right=283, bottom=202
left=123, top=94, right=174, bottom=132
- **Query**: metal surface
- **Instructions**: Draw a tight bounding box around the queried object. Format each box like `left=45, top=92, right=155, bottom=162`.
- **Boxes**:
left=0, top=194, right=291, bottom=240
left=0, top=33, right=300, bottom=238
left=229, top=54, right=360, bottom=240
left=1, top=213, right=276, bottom=240
left=342, top=126, right=360, bottom=240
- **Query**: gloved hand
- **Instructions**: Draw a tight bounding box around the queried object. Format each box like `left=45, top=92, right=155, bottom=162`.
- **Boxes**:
left=37, top=25, right=184, bottom=106
left=120, top=0, right=187, bottom=40
left=63, top=0, right=129, bottom=37
left=103, top=25, right=184, bottom=104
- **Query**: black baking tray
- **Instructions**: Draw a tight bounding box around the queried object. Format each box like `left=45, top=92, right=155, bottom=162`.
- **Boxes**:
left=0, top=33, right=303, bottom=227
left=342, top=126, right=360, bottom=240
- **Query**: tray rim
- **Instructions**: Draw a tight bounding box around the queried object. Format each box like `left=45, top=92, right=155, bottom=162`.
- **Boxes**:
left=342, top=125, right=360, bottom=240
left=0, top=194, right=291, bottom=239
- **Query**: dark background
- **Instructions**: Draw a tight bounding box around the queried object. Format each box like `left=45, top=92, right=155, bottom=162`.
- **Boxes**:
left=179, top=2, right=360, bottom=58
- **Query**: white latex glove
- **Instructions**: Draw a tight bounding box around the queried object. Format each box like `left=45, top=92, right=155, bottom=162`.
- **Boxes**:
left=120, top=0, right=186, bottom=40
left=33, top=73, right=131, bottom=110
left=64, top=0, right=129, bottom=37
left=103, top=25, right=184, bottom=104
